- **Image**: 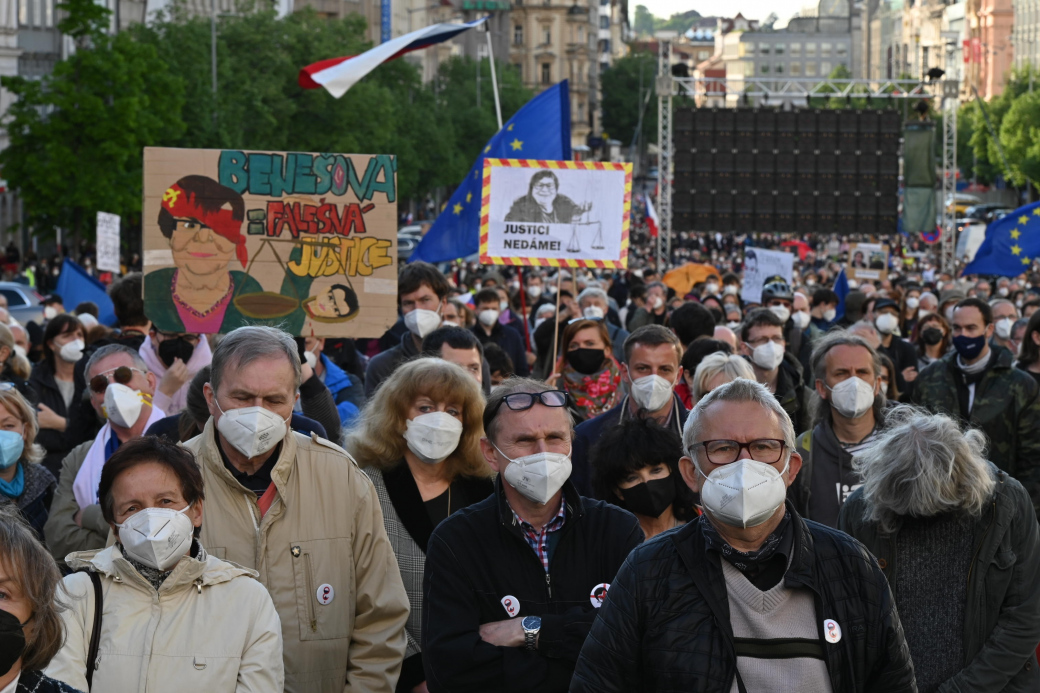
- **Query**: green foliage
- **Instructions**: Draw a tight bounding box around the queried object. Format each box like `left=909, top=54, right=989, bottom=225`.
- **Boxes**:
left=600, top=51, right=657, bottom=147
left=962, top=66, right=1040, bottom=188
left=0, top=0, right=186, bottom=239
left=2, top=2, right=536, bottom=237
left=999, top=90, right=1040, bottom=187
left=633, top=5, right=655, bottom=37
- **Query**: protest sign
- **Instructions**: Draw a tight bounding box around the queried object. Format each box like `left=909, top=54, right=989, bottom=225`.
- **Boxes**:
left=96, top=212, right=121, bottom=274
left=741, top=247, right=794, bottom=304
left=142, top=147, right=398, bottom=337
left=479, top=159, right=631, bottom=268
left=848, top=242, right=890, bottom=282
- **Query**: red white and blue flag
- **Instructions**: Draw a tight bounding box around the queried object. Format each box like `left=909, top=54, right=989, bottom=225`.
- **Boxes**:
left=299, top=18, right=487, bottom=98
left=646, top=195, right=660, bottom=238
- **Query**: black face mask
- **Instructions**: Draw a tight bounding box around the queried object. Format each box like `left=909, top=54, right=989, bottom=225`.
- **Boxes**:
left=158, top=337, right=195, bottom=368
left=617, top=476, right=676, bottom=518
left=0, top=608, right=27, bottom=677
left=566, top=348, right=606, bottom=375
left=921, top=327, right=944, bottom=346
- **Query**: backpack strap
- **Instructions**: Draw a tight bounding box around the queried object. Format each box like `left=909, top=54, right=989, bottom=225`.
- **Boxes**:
left=85, top=570, right=103, bottom=690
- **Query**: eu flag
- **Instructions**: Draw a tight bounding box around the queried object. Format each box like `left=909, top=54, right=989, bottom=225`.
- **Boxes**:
left=962, top=202, right=1040, bottom=277
left=55, top=259, right=116, bottom=326
left=833, top=268, right=849, bottom=322
left=410, top=81, right=572, bottom=263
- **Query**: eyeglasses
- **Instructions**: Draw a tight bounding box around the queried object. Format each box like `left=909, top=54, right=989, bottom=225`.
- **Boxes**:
left=89, top=366, right=146, bottom=394
left=698, top=439, right=786, bottom=465
left=488, top=390, right=570, bottom=420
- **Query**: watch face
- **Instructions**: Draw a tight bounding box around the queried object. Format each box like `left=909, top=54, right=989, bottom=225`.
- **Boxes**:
left=522, top=615, right=541, bottom=630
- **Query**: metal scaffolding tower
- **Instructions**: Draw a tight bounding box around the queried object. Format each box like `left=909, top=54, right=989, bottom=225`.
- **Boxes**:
left=653, top=73, right=960, bottom=271
left=940, top=81, right=959, bottom=275
left=655, top=39, right=673, bottom=272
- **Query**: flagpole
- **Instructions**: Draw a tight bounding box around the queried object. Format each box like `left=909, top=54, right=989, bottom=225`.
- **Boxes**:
left=485, top=23, right=503, bottom=129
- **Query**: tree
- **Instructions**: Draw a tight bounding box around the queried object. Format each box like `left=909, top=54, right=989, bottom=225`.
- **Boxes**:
left=999, top=90, right=1040, bottom=188
left=600, top=52, right=657, bottom=148
left=633, top=5, right=655, bottom=37
left=965, top=66, right=1037, bottom=187
left=1, top=0, right=186, bottom=240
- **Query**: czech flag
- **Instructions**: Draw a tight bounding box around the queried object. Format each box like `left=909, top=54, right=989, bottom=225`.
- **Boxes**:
left=299, top=18, right=487, bottom=98
left=647, top=196, right=660, bottom=238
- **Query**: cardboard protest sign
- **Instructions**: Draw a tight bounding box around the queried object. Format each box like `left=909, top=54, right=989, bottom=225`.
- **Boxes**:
left=741, top=247, right=794, bottom=304
left=479, top=159, right=631, bottom=268
left=142, top=148, right=398, bottom=337
left=96, top=212, right=121, bottom=274
left=847, top=242, right=889, bottom=282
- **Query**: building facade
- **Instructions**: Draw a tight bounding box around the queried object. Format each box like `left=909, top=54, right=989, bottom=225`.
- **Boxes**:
left=1012, top=0, right=1039, bottom=72
left=509, top=0, right=598, bottom=150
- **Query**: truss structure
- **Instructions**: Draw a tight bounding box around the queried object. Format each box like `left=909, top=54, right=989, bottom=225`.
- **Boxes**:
left=940, top=81, right=959, bottom=275
left=650, top=43, right=960, bottom=272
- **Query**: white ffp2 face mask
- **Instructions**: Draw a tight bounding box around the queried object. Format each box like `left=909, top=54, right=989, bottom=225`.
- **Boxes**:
left=906, top=297, right=920, bottom=310
left=583, top=305, right=605, bottom=320
left=826, top=376, right=876, bottom=419
left=698, top=458, right=789, bottom=529
left=404, top=309, right=442, bottom=339
left=629, top=374, right=675, bottom=412
left=768, top=305, right=791, bottom=323
left=995, top=317, right=1013, bottom=340
left=823, top=308, right=837, bottom=322
left=751, top=341, right=785, bottom=370
left=875, top=313, right=899, bottom=335
left=792, top=311, right=810, bottom=330
left=116, top=504, right=194, bottom=571
left=403, top=412, right=463, bottom=464
left=59, top=338, right=85, bottom=363
left=495, top=444, right=572, bottom=505
left=216, top=402, right=289, bottom=459
left=303, top=351, right=318, bottom=369
left=478, top=309, right=500, bottom=327
left=103, top=383, right=149, bottom=429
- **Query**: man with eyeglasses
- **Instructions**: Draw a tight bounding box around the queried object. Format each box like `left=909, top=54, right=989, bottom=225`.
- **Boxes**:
left=571, top=378, right=915, bottom=693
left=422, top=378, right=642, bottom=693
left=740, top=307, right=811, bottom=434
left=44, top=344, right=164, bottom=564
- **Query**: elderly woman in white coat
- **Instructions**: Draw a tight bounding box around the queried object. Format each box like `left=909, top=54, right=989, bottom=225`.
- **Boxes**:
left=45, top=435, right=283, bottom=693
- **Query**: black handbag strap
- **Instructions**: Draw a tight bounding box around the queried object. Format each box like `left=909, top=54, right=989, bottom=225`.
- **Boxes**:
left=86, top=570, right=102, bottom=690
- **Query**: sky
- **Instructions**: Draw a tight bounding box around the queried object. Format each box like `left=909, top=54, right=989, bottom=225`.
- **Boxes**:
left=637, top=0, right=808, bottom=29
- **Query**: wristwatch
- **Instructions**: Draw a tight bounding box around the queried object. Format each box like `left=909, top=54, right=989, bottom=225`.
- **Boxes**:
left=521, top=615, right=541, bottom=651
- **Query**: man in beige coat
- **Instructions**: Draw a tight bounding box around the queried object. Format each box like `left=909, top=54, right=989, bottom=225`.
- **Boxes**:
left=184, top=326, right=409, bottom=693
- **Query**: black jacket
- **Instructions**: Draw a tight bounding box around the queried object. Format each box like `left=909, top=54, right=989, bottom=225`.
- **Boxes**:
left=570, top=504, right=917, bottom=693
left=773, top=351, right=813, bottom=435
left=28, top=358, right=80, bottom=479
left=839, top=467, right=1040, bottom=693
left=422, top=478, right=643, bottom=692
left=571, top=395, right=689, bottom=498
left=790, top=417, right=865, bottom=527
left=471, top=322, right=529, bottom=377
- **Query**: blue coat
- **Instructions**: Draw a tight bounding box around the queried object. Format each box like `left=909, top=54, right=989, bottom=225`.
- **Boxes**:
left=571, top=393, right=689, bottom=498
left=320, top=353, right=363, bottom=429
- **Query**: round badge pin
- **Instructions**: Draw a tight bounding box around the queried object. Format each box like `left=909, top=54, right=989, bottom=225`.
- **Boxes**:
left=823, top=618, right=841, bottom=644
left=589, top=583, right=610, bottom=608
left=316, top=583, right=335, bottom=605
left=500, top=595, right=520, bottom=618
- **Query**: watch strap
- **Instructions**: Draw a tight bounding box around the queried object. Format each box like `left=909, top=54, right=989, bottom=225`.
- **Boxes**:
left=524, top=627, right=537, bottom=650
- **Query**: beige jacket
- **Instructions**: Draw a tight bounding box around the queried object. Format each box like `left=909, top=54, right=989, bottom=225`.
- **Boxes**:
left=46, top=543, right=283, bottom=692
left=43, top=441, right=107, bottom=563
left=183, top=419, right=409, bottom=693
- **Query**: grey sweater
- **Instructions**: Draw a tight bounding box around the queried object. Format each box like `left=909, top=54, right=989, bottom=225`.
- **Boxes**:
left=723, top=560, right=833, bottom=692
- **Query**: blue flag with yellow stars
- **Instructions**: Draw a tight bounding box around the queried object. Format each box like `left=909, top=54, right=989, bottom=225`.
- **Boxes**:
left=410, top=81, right=571, bottom=263
left=962, top=202, right=1040, bottom=277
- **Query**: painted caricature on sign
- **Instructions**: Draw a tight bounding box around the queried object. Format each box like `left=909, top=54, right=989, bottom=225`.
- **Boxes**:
left=144, top=175, right=258, bottom=334
left=142, top=148, right=398, bottom=338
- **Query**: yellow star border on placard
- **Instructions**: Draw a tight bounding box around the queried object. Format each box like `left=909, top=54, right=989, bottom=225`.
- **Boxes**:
left=510, top=139, right=523, bottom=151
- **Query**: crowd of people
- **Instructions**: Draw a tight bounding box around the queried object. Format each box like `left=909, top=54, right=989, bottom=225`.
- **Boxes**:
left=0, top=235, right=1039, bottom=693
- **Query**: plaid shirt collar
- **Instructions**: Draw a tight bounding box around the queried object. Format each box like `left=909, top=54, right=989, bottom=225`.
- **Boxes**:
left=511, top=493, right=568, bottom=572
